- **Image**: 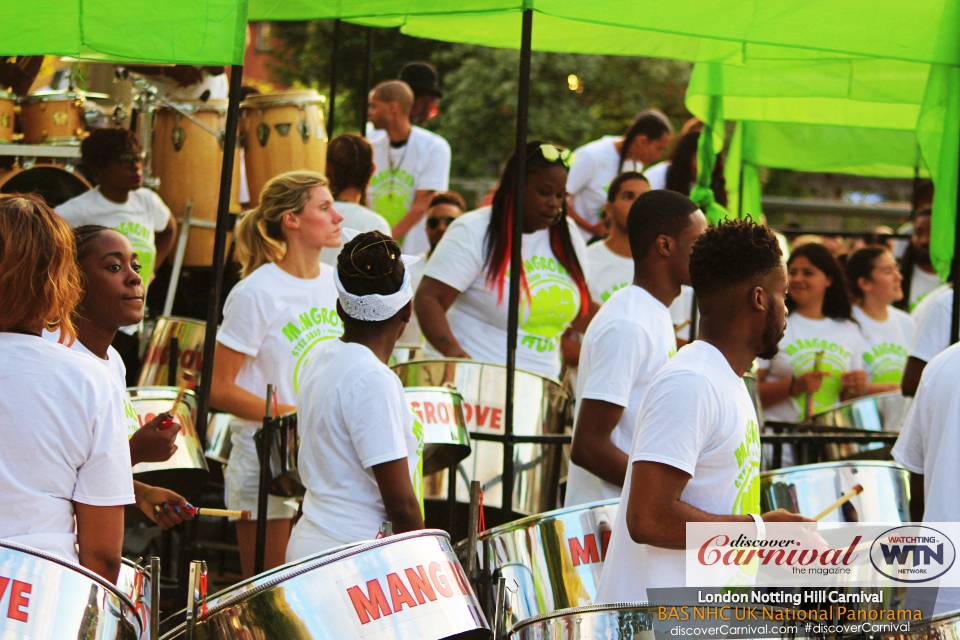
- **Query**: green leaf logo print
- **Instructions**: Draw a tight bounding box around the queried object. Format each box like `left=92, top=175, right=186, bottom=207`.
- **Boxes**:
left=732, top=419, right=761, bottom=516
left=520, top=255, right=579, bottom=339
left=411, top=412, right=425, bottom=517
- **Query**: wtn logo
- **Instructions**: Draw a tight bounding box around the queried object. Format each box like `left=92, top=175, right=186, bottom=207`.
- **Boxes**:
left=870, top=526, right=956, bottom=583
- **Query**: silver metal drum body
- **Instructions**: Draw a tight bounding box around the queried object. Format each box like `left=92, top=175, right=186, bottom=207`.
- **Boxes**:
left=390, top=344, right=425, bottom=367
left=0, top=541, right=140, bottom=639
left=510, top=603, right=819, bottom=640
left=464, top=500, right=619, bottom=629
left=117, top=559, right=151, bottom=638
left=129, top=386, right=210, bottom=498
left=392, top=360, right=569, bottom=513
left=138, top=316, right=208, bottom=388
left=761, top=460, right=910, bottom=522
left=254, top=411, right=303, bottom=497
left=811, top=392, right=911, bottom=459
left=204, top=412, right=234, bottom=465
left=406, top=387, right=472, bottom=475
left=161, top=530, right=490, bottom=640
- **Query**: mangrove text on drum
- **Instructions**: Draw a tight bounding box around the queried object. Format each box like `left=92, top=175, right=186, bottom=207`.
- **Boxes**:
left=411, top=399, right=503, bottom=431
left=569, top=531, right=612, bottom=567
left=0, top=577, right=32, bottom=623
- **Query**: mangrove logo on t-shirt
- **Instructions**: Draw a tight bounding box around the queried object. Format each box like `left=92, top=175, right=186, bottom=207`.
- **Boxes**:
left=285, top=306, right=344, bottom=392
left=517, top=255, right=579, bottom=354
left=411, top=413, right=425, bottom=516
left=115, top=220, right=156, bottom=291
left=732, top=418, right=761, bottom=516
left=369, top=170, right=414, bottom=228
left=782, top=338, right=851, bottom=414
left=123, top=396, right=141, bottom=439
left=863, top=342, right=908, bottom=384
left=600, top=281, right=629, bottom=303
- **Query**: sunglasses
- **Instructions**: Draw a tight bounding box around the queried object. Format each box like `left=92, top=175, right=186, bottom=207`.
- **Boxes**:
left=426, top=216, right=457, bottom=230
left=530, top=143, right=574, bottom=168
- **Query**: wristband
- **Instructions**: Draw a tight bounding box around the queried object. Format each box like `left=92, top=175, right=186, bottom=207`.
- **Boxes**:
left=750, top=513, right=766, bottom=541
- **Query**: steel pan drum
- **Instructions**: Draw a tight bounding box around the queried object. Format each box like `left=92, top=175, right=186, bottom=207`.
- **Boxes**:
left=161, top=530, right=490, bottom=640
left=204, top=412, right=234, bottom=465
left=391, top=344, right=425, bottom=367
left=117, top=558, right=151, bottom=638
left=406, top=387, right=471, bottom=476
left=138, top=316, right=207, bottom=388
left=463, top=499, right=619, bottom=629
left=129, top=386, right=210, bottom=498
left=811, top=393, right=911, bottom=459
left=393, top=359, right=569, bottom=514
left=0, top=540, right=141, bottom=639
left=761, top=460, right=910, bottom=522
left=254, top=411, right=303, bottom=498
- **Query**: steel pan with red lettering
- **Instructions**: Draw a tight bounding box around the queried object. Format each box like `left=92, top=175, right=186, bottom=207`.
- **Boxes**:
left=0, top=540, right=141, bottom=639
left=117, top=558, right=152, bottom=638
left=160, top=530, right=490, bottom=640
left=405, top=387, right=471, bottom=476
left=392, top=360, right=569, bottom=515
left=129, top=386, right=210, bottom=498
left=460, top=499, right=619, bottom=629
left=138, top=316, right=207, bottom=388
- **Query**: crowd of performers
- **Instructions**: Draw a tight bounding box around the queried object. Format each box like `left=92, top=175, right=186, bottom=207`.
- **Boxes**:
left=1, top=61, right=958, bottom=618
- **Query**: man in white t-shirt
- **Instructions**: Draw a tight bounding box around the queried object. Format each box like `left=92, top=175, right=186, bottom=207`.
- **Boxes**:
left=896, top=207, right=942, bottom=312
left=596, top=219, right=809, bottom=603
left=566, top=110, right=673, bottom=237
left=893, top=342, right=960, bottom=614
left=567, top=190, right=707, bottom=507
left=902, top=283, right=953, bottom=396
left=366, top=80, right=451, bottom=255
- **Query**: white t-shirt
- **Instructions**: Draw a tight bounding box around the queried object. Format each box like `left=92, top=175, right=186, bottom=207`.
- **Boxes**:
left=595, top=341, right=761, bottom=603
left=422, top=207, right=588, bottom=379
left=399, top=251, right=428, bottom=346
left=319, top=202, right=391, bottom=266
left=909, top=284, right=953, bottom=363
left=585, top=241, right=632, bottom=304
left=0, top=334, right=134, bottom=563
left=56, top=187, right=172, bottom=294
left=892, top=343, right=960, bottom=616
left=851, top=306, right=915, bottom=384
left=297, top=340, right=421, bottom=544
left=567, top=136, right=642, bottom=230
left=217, top=262, right=343, bottom=456
left=759, top=314, right=864, bottom=421
left=670, top=285, right=696, bottom=343
left=908, top=267, right=942, bottom=310
left=367, top=126, right=451, bottom=255
left=644, top=161, right=669, bottom=190
left=565, top=285, right=677, bottom=507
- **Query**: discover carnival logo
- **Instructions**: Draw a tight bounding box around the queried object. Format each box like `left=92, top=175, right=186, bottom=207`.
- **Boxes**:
left=869, top=525, right=956, bottom=583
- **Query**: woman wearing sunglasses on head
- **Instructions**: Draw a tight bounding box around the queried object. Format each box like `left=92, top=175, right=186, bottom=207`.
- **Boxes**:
left=415, top=141, right=599, bottom=379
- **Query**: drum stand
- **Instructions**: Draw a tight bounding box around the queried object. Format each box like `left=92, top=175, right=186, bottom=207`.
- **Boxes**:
left=254, top=385, right=276, bottom=575
left=160, top=200, right=224, bottom=317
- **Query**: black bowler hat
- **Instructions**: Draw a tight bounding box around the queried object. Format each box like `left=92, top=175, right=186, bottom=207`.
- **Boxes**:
left=399, top=61, right=442, bottom=98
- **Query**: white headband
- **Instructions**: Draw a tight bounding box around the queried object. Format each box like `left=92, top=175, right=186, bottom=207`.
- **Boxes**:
left=334, top=229, right=420, bottom=322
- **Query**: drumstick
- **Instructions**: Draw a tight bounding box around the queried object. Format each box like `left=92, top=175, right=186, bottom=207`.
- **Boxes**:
left=814, top=484, right=863, bottom=521
left=169, top=370, right=195, bottom=420
left=804, top=350, right=825, bottom=420
left=185, top=506, right=251, bottom=520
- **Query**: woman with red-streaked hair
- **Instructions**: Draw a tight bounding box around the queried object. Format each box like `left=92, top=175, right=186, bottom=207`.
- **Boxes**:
left=0, top=194, right=134, bottom=584
left=415, top=141, right=598, bottom=379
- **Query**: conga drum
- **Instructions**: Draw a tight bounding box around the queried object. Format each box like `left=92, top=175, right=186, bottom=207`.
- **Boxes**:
left=152, top=99, right=241, bottom=267
left=241, top=90, right=327, bottom=206
left=0, top=164, right=91, bottom=207
left=19, top=90, right=90, bottom=144
left=160, top=531, right=490, bottom=640
left=129, top=386, right=210, bottom=498
left=138, top=316, right=207, bottom=389
left=0, top=90, right=16, bottom=143
left=461, top=499, right=619, bottom=628
left=0, top=540, right=142, bottom=639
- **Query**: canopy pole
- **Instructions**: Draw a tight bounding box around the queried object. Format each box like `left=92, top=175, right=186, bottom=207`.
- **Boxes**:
left=360, top=27, right=374, bottom=133
left=328, top=19, right=342, bottom=135
left=196, top=64, right=243, bottom=441
left=502, top=9, right=533, bottom=516
left=951, top=144, right=960, bottom=345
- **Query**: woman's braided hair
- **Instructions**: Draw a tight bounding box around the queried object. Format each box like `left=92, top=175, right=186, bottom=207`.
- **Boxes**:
left=336, top=231, right=405, bottom=296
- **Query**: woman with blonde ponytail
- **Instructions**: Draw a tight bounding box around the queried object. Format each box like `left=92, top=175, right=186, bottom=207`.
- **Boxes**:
left=210, top=171, right=343, bottom=576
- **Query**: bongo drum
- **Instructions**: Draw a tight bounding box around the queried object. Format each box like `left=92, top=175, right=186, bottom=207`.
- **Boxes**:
left=160, top=531, right=490, bottom=640
left=0, top=90, right=16, bottom=143
left=138, top=316, right=207, bottom=389
left=0, top=540, right=141, bottom=639
left=151, top=99, right=241, bottom=267
left=19, top=90, right=92, bottom=144
left=241, top=90, right=327, bottom=206
left=0, top=164, right=91, bottom=207
left=129, top=386, right=210, bottom=498
left=461, top=499, right=619, bottom=628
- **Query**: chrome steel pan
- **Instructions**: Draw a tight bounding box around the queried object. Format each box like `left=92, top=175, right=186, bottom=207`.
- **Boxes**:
left=117, top=558, right=151, bottom=638
left=138, top=316, right=207, bottom=388
left=254, top=411, right=303, bottom=497
left=461, top=499, right=619, bottom=628
left=406, top=386, right=472, bottom=476
left=761, top=460, right=910, bottom=522
left=393, top=359, right=569, bottom=514
left=0, top=540, right=140, bottom=639
left=129, top=386, right=210, bottom=498
left=160, top=530, right=490, bottom=640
